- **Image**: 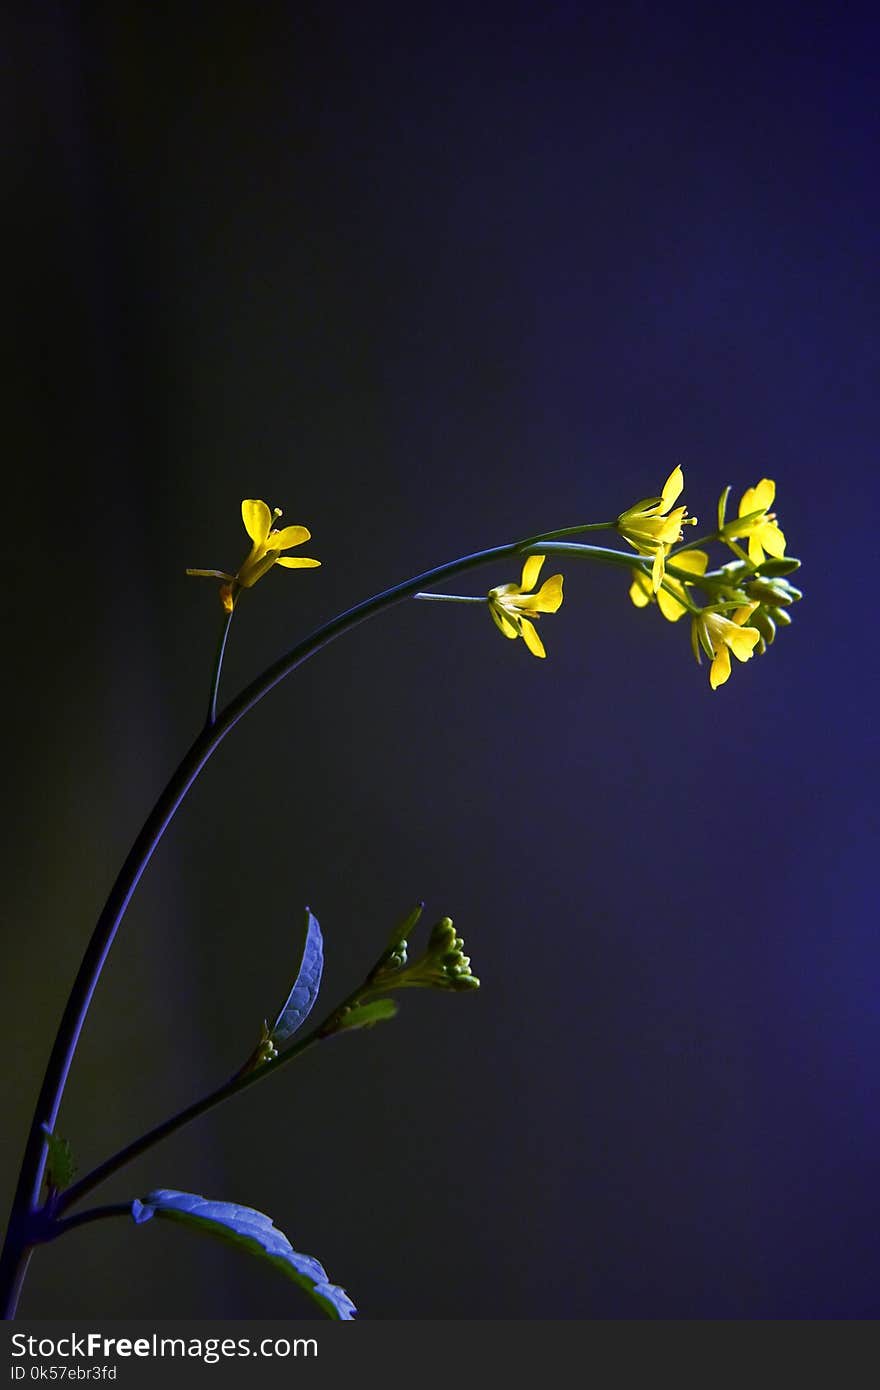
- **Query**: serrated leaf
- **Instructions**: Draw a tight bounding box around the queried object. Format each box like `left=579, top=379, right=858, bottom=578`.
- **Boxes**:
left=336, top=999, right=398, bottom=1030
left=270, top=909, right=324, bottom=1044
left=131, top=1189, right=355, bottom=1320
left=41, top=1125, right=76, bottom=1191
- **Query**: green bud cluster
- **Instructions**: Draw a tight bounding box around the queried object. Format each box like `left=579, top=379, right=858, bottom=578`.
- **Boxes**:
left=241, top=1020, right=279, bottom=1073
left=369, top=914, right=480, bottom=993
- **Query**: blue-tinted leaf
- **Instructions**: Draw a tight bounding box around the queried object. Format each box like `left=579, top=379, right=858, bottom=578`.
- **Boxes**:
left=131, top=1189, right=355, bottom=1320
left=271, top=909, right=324, bottom=1044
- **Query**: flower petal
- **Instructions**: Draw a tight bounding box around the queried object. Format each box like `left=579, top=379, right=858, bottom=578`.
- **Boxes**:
left=520, top=618, right=546, bottom=658
left=709, top=645, right=732, bottom=689
left=629, top=571, right=652, bottom=608
left=275, top=556, right=321, bottom=568
left=752, top=478, right=776, bottom=511
left=242, top=499, right=272, bottom=544
left=748, top=533, right=765, bottom=566
left=519, top=554, right=545, bottom=592
left=760, top=522, right=786, bottom=558
left=725, top=624, right=760, bottom=662
left=489, top=601, right=518, bottom=639
left=520, top=573, right=563, bottom=613
left=656, top=584, right=688, bottom=622
left=269, top=524, right=311, bottom=550
left=669, top=549, right=708, bottom=576
left=651, top=547, right=665, bottom=593
left=660, top=465, right=684, bottom=510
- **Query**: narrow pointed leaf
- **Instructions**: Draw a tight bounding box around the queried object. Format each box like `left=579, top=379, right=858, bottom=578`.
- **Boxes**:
left=386, top=902, right=424, bottom=951
left=271, top=909, right=324, bottom=1044
left=130, top=1189, right=355, bottom=1320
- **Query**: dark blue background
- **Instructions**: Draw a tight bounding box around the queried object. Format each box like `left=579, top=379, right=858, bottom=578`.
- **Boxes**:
left=4, top=1, right=878, bottom=1317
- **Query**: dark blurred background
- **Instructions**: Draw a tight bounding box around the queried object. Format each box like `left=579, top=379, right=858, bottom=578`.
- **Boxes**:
left=3, top=0, right=878, bottom=1318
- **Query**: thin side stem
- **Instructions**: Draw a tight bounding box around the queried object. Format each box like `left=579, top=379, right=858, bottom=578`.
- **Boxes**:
left=412, top=593, right=487, bottom=602
left=518, top=521, right=616, bottom=546
left=205, top=604, right=235, bottom=728
left=522, top=541, right=649, bottom=572
left=57, top=1018, right=331, bottom=1215
left=47, top=1205, right=132, bottom=1241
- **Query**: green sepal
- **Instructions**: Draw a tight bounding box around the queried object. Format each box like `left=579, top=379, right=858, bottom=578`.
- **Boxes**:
left=335, top=999, right=399, bottom=1031
left=717, top=484, right=731, bottom=531
left=240, top=1020, right=278, bottom=1074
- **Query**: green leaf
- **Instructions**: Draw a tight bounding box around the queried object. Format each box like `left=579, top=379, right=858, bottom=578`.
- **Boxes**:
left=131, top=1190, right=355, bottom=1320
left=335, top=999, right=399, bottom=1030
left=270, top=909, right=324, bottom=1044
left=41, top=1125, right=76, bottom=1192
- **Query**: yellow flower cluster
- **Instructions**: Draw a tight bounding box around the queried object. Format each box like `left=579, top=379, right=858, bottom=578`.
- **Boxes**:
left=187, top=477, right=800, bottom=693
left=626, top=473, right=800, bottom=689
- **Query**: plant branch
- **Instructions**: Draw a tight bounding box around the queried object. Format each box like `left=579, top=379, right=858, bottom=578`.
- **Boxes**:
left=0, top=528, right=642, bottom=1315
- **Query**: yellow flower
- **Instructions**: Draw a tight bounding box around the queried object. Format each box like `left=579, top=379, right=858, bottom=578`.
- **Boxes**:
left=187, top=499, right=320, bottom=611
left=616, top=466, right=697, bottom=592
left=725, top=478, right=786, bottom=566
left=629, top=549, right=708, bottom=622
left=488, top=555, right=563, bottom=658
left=691, top=604, right=761, bottom=690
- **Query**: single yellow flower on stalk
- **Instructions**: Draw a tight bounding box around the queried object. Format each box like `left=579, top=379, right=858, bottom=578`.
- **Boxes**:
left=691, top=604, right=761, bottom=690
left=187, top=499, right=320, bottom=611
left=629, top=549, right=709, bottom=622
left=487, top=555, right=563, bottom=658
left=723, top=478, right=786, bottom=566
left=616, top=466, right=697, bottom=593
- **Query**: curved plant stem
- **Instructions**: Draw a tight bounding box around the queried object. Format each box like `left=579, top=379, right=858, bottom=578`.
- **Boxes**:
left=0, top=532, right=648, bottom=1317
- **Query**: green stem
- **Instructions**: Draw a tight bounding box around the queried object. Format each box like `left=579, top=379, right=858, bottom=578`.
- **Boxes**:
left=412, top=593, right=487, bottom=603
left=47, top=1205, right=132, bottom=1240
left=518, top=521, right=616, bottom=546
left=520, top=541, right=648, bottom=572
left=205, top=603, right=236, bottom=728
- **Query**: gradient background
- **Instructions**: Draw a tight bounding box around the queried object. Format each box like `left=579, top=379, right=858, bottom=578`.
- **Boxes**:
left=4, top=1, right=878, bottom=1318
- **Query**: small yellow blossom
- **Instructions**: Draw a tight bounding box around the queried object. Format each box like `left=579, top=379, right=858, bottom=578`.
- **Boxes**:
left=488, top=555, right=563, bottom=658
left=691, top=604, right=761, bottom=690
left=629, top=549, right=709, bottom=622
left=616, top=466, right=697, bottom=593
left=187, top=499, right=320, bottom=611
left=724, top=478, right=786, bottom=566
